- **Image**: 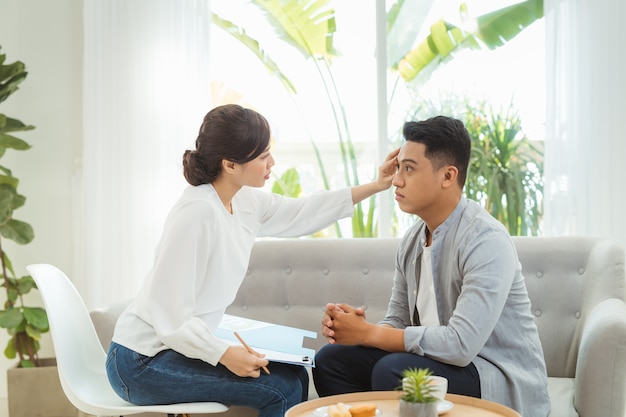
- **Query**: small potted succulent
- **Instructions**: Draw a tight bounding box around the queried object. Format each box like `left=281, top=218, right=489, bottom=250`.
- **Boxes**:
left=398, top=368, right=439, bottom=417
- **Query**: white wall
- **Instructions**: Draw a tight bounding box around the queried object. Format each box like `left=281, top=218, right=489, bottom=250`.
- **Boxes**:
left=0, top=0, right=82, bottom=399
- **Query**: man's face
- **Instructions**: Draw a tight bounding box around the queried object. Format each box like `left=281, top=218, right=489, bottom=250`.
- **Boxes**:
left=392, top=141, right=445, bottom=216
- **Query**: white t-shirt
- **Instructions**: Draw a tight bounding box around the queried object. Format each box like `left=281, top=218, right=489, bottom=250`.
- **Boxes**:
left=416, top=244, right=439, bottom=326
left=112, top=184, right=354, bottom=365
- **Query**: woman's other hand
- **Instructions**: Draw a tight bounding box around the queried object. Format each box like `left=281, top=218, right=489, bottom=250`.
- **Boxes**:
left=220, top=345, right=269, bottom=377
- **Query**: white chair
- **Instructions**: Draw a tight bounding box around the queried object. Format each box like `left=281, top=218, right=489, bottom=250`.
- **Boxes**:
left=27, top=263, right=228, bottom=417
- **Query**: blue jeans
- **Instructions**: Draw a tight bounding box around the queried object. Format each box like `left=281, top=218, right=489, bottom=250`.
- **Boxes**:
left=313, top=344, right=480, bottom=398
left=106, top=342, right=308, bottom=417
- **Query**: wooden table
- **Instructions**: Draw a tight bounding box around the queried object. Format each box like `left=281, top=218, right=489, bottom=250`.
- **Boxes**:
left=285, top=391, right=521, bottom=417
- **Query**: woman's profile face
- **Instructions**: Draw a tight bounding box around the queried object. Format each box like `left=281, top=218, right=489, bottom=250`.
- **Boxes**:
left=236, top=146, right=275, bottom=188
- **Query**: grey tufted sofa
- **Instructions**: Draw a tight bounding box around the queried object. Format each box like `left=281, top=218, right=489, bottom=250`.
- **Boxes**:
left=90, top=236, right=626, bottom=417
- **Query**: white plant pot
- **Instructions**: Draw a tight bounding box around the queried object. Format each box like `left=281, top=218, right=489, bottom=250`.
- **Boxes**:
left=398, top=399, right=438, bottom=417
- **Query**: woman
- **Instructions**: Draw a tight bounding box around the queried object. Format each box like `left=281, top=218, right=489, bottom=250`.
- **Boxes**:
left=106, top=104, right=398, bottom=417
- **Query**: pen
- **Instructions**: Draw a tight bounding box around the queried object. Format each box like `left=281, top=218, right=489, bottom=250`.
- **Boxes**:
left=234, top=331, right=270, bottom=374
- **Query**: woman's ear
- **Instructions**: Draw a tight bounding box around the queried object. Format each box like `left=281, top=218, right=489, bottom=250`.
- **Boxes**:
left=222, top=159, right=236, bottom=174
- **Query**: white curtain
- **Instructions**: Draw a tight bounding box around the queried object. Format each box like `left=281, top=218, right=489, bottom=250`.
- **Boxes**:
left=79, top=0, right=212, bottom=309
left=544, top=0, right=626, bottom=251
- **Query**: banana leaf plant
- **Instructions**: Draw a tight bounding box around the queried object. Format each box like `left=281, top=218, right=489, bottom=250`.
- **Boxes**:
left=213, top=0, right=374, bottom=237
left=389, top=0, right=544, bottom=85
left=210, top=0, right=545, bottom=237
left=0, top=48, right=49, bottom=367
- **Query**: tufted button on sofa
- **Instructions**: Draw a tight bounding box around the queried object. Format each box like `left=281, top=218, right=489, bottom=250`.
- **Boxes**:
left=90, top=236, right=626, bottom=417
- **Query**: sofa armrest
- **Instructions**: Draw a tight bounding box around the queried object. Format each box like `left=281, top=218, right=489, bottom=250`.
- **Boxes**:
left=574, top=298, right=626, bottom=417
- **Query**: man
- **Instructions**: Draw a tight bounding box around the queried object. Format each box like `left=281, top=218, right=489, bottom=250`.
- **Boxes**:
left=312, top=116, right=550, bottom=417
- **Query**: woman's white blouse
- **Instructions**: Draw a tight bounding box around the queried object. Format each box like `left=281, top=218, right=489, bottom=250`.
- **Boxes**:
left=112, top=184, right=353, bottom=366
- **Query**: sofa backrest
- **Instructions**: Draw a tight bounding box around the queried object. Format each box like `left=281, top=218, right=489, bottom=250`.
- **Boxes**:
left=226, top=238, right=400, bottom=352
left=512, top=236, right=625, bottom=378
left=227, top=236, right=626, bottom=378
left=90, top=236, right=626, bottom=381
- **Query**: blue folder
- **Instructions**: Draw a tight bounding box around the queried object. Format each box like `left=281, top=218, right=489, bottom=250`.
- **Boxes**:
left=215, top=314, right=317, bottom=366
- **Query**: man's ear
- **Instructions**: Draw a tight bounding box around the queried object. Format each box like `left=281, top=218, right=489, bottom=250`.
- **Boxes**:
left=222, top=159, right=236, bottom=174
left=442, top=165, right=459, bottom=188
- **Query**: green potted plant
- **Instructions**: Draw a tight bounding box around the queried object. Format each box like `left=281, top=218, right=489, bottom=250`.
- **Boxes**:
left=398, top=368, right=439, bottom=417
left=210, top=0, right=544, bottom=238
left=0, top=46, right=48, bottom=368
left=400, top=95, right=543, bottom=236
left=0, top=47, right=75, bottom=417
left=463, top=101, right=543, bottom=236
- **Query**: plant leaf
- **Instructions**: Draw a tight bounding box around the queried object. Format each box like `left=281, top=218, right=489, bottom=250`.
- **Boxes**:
left=271, top=167, right=302, bottom=197
left=473, top=0, right=544, bottom=48
left=0, top=116, right=35, bottom=136
left=23, top=307, right=49, bottom=331
left=397, top=18, right=475, bottom=83
left=394, top=0, right=543, bottom=83
left=252, top=0, right=337, bottom=59
left=4, top=338, right=16, bottom=359
left=387, top=0, right=434, bottom=67
left=0, top=308, right=24, bottom=329
left=211, top=13, right=298, bottom=94
left=15, top=275, right=37, bottom=296
left=20, top=359, right=35, bottom=368
left=0, top=175, right=19, bottom=192
left=0, top=218, right=34, bottom=244
left=0, top=54, right=28, bottom=105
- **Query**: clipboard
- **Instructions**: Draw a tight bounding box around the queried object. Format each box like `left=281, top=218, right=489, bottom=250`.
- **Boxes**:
left=215, top=314, right=316, bottom=367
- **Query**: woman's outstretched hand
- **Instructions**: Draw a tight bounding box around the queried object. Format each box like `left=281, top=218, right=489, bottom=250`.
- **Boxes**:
left=377, top=148, right=400, bottom=190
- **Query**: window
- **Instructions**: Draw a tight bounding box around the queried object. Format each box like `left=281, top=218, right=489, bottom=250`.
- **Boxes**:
left=208, top=0, right=545, bottom=237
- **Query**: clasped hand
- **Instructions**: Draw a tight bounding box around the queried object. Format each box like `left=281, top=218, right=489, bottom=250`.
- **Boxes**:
left=321, top=303, right=370, bottom=345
